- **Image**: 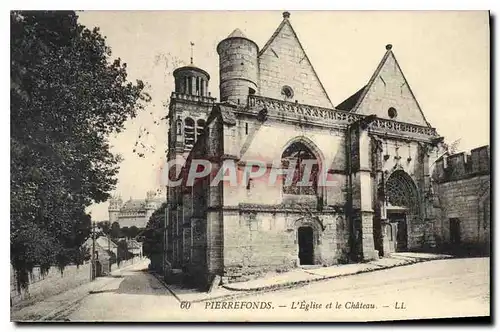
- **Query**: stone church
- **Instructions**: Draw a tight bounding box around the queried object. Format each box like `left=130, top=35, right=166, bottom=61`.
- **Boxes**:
left=162, top=12, right=490, bottom=288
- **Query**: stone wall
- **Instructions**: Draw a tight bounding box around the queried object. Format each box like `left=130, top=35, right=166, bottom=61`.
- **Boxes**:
left=222, top=209, right=348, bottom=282
left=432, top=146, right=490, bottom=252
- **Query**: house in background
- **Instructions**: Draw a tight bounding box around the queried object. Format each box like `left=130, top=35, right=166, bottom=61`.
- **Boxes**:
left=127, top=239, right=143, bottom=257
left=83, top=236, right=118, bottom=277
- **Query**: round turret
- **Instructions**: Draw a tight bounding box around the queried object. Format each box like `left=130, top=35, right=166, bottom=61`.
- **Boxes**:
left=145, top=190, right=156, bottom=202
left=173, top=65, right=211, bottom=97
left=109, top=195, right=123, bottom=211
left=108, top=195, right=122, bottom=224
left=216, top=28, right=259, bottom=105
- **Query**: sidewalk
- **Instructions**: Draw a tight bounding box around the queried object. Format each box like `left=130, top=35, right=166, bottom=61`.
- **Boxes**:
left=11, top=258, right=148, bottom=322
left=158, top=252, right=452, bottom=303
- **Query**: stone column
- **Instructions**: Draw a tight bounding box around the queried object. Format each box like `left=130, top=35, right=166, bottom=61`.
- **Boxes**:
left=349, top=122, right=379, bottom=261
left=371, top=135, right=387, bottom=256
left=420, top=143, right=437, bottom=248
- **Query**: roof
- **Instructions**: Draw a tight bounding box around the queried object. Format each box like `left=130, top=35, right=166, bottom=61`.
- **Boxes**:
left=217, top=27, right=259, bottom=54
left=127, top=239, right=142, bottom=249
left=207, top=103, right=237, bottom=126
left=227, top=28, right=246, bottom=39
left=219, top=104, right=237, bottom=125
left=172, top=65, right=210, bottom=80
left=336, top=85, right=367, bottom=112
left=83, top=236, right=118, bottom=250
left=121, top=199, right=146, bottom=211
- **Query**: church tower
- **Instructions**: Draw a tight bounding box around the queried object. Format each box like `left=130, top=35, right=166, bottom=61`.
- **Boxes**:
left=166, top=51, right=216, bottom=207
left=167, top=58, right=216, bottom=165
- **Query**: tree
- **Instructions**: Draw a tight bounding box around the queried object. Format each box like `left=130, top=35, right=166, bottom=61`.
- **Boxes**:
left=116, top=240, right=130, bottom=266
left=143, top=203, right=167, bottom=260
left=11, top=11, right=150, bottom=291
left=110, top=222, right=121, bottom=240
left=121, top=226, right=129, bottom=239
left=97, top=221, right=111, bottom=235
left=128, top=226, right=139, bottom=239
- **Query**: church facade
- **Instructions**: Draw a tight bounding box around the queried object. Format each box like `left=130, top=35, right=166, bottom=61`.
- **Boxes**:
left=162, top=12, right=490, bottom=288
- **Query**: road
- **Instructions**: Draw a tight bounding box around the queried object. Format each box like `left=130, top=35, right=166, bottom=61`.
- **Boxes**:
left=67, top=257, right=490, bottom=322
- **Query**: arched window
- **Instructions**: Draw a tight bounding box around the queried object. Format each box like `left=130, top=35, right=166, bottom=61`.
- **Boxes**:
left=184, top=117, right=195, bottom=149
left=385, top=170, right=419, bottom=213
left=196, top=119, right=205, bottom=142
left=281, top=141, right=319, bottom=195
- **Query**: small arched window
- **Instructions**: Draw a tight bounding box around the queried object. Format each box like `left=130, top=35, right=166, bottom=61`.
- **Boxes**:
left=176, top=117, right=183, bottom=135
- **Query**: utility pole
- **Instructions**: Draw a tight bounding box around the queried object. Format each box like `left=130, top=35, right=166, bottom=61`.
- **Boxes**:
left=163, top=206, right=167, bottom=275
left=91, top=221, right=96, bottom=281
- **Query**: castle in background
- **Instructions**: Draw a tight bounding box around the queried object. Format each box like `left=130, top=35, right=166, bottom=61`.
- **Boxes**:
left=108, top=191, right=165, bottom=228
left=157, top=12, right=489, bottom=288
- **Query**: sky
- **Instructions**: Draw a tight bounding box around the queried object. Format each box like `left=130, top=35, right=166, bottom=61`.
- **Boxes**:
left=77, top=11, right=490, bottom=221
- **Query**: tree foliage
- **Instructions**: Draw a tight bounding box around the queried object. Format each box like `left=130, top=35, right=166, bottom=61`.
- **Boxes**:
left=143, top=203, right=167, bottom=260
left=110, top=222, right=121, bottom=239
left=128, top=226, right=139, bottom=239
left=11, top=11, right=150, bottom=291
left=116, top=239, right=131, bottom=266
left=97, top=220, right=111, bottom=235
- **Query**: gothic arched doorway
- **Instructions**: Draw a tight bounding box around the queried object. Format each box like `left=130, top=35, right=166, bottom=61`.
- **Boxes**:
left=385, top=170, right=420, bottom=252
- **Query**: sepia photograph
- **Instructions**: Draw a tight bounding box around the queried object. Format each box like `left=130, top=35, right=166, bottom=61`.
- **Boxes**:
left=10, top=9, right=490, bottom=322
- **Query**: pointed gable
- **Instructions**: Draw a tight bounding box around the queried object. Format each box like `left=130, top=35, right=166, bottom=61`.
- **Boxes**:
left=345, top=44, right=431, bottom=127
left=258, top=13, right=333, bottom=108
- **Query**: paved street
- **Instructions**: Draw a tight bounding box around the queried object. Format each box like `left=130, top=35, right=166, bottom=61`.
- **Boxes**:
left=67, top=257, right=489, bottom=322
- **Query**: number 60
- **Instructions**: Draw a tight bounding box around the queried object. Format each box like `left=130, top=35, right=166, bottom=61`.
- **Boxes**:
left=180, top=301, right=191, bottom=309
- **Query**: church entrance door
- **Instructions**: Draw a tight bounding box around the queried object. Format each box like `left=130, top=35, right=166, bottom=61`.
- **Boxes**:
left=389, top=213, right=408, bottom=252
left=298, top=226, right=314, bottom=265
